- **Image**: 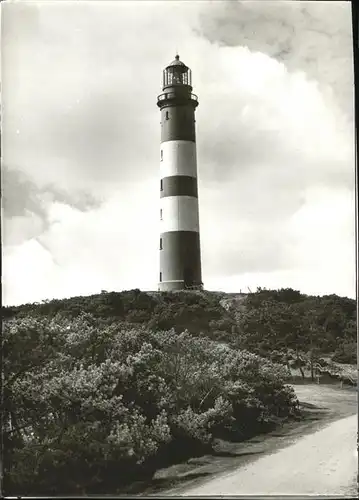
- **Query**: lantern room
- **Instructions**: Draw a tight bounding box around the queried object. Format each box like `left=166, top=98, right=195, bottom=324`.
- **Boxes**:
left=163, top=54, right=192, bottom=88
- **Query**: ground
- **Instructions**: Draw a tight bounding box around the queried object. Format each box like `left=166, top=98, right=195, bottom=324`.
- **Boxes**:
left=177, top=413, right=357, bottom=496
left=129, top=382, right=357, bottom=496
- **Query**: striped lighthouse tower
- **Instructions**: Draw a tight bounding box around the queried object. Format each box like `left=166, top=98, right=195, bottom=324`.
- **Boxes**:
left=157, top=55, right=203, bottom=292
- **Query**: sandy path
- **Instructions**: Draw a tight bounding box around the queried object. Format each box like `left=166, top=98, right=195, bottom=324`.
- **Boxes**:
left=176, top=414, right=358, bottom=496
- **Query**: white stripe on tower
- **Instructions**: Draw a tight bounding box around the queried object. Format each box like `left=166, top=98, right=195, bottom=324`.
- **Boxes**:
left=160, top=140, right=197, bottom=178
left=160, top=195, right=200, bottom=233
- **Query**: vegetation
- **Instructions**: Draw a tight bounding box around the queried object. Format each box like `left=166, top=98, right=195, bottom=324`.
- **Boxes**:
left=4, top=287, right=356, bottom=362
left=3, top=287, right=356, bottom=494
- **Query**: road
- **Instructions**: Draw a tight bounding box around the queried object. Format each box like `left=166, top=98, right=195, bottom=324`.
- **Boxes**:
left=174, top=414, right=358, bottom=496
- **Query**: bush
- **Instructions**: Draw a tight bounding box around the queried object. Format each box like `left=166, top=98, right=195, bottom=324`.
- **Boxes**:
left=3, top=315, right=299, bottom=495
left=3, top=288, right=355, bottom=359
left=332, top=343, right=357, bottom=364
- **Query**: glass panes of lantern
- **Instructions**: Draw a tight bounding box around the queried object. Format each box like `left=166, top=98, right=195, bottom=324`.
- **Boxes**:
left=163, top=67, right=191, bottom=87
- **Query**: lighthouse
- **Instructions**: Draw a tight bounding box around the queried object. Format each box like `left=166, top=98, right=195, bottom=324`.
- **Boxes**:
left=157, top=55, right=203, bottom=292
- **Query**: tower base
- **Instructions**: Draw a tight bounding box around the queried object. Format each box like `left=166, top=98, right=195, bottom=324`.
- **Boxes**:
left=158, top=280, right=203, bottom=292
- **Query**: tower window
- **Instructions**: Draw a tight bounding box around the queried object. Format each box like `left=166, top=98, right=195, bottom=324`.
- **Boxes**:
left=160, top=238, right=163, bottom=250
left=165, top=111, right=169, bottom=120
left=160, top=209, right=163, bottom=220
left=160, top=179, right=163, bottom=191
left=160, top=150, right=163, bottom=161
left=159, top=272, right=162, bottom=282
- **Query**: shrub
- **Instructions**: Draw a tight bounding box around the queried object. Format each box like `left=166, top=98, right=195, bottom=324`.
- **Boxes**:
left=4, top=316, right=299, bottom=495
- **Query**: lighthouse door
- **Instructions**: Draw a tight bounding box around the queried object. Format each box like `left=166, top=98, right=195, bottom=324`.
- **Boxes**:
left=183, top=267, right=194, bottom=288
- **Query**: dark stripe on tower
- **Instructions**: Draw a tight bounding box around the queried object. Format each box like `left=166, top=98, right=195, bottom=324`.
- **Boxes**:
left=161, top=105, right=196, bottom=142
left=160, top=176, right=198, bottom=198
left=159, top=231, right=202, bottom=287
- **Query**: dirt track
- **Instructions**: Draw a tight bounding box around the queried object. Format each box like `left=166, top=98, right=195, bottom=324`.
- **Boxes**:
left=176, top=414, right=358, bottom=496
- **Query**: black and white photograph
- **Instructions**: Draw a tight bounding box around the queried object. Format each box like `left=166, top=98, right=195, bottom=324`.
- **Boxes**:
left=2, top=0, right=357, bottom=496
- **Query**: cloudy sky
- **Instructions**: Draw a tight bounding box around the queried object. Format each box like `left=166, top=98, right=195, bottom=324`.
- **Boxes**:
left=2, top=0, right=355, bottom=305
